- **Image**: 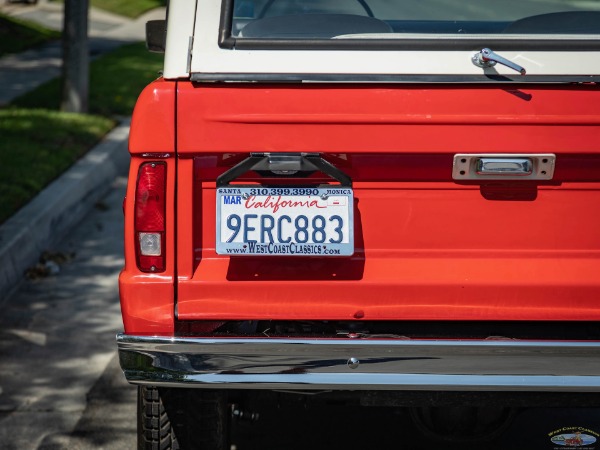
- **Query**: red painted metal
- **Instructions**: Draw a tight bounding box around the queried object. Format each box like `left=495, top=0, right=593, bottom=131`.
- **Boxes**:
left=120, top=154, right=176, bottom=334
left=176, top=83, right=600, bottom=155
left=119, top=80, right=177, bottom=335
left=129, top=79, right=176, bottom=155
left=175, top=82, right=600, bottom=322
left=120, top=79, right=600, bottom=332
left=176, top=180, right=600, bottom=321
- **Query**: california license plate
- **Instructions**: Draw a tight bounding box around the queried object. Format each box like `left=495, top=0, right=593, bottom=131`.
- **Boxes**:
left=216, top=187, right=354, bottom=256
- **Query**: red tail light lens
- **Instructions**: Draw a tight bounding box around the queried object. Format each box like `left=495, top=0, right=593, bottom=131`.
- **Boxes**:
left=135, top=162, right=166, bottom=272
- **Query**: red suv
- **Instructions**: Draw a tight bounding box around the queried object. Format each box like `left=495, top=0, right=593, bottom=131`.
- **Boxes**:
left=118, top=0, right=600, bottom=448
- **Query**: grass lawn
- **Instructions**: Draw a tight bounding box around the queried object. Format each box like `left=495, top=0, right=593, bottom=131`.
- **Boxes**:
left=91, top=0, right=166, bottom=18
left=1, top=43, right=164, bottom=224
left=0, top=13, right=60, bottom=57
left=13, top=42, right=163, bottom=116
left=49, top=0, right=167, bottom=18
left=0, top=109, right=114, bottom=224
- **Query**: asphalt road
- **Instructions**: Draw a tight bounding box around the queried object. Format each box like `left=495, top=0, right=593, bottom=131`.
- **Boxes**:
left=0, top=176, right=136, bottom=450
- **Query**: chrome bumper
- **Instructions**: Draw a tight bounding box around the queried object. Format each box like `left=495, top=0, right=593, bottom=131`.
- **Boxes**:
left=117, top=334, right=600, bottom=391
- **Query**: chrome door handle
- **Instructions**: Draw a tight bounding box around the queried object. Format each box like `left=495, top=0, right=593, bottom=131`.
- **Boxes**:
left=476, top=158, right=532, bottom=176
left=472, top=48, right=526, bottom=75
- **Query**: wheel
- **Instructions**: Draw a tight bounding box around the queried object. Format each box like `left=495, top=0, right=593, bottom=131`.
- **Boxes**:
left=409, top=406, right=517, bottom=443
left=138, top=385, right=230, bottom=450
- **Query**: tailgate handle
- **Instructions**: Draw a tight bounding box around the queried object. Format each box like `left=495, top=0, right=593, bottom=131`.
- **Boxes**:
left=453, top=154, right=555, bottom=181
left=476, top=158, right=532, bottom=176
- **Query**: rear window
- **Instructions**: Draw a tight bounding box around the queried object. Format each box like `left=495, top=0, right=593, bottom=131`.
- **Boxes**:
left=225, top=0, right=600, bottom=47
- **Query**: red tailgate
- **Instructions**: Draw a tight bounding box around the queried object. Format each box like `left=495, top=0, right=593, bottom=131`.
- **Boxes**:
left=175, top=82, right=600, bottom=322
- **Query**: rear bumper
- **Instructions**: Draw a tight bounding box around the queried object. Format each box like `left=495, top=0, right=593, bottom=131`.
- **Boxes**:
left=117, top=334, right=600, bottom=392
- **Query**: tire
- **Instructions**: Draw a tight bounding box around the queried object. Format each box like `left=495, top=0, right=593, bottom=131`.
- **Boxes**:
left=138, top=385, right=230, bottom=450
left=409, top=406, right=517, bottom=443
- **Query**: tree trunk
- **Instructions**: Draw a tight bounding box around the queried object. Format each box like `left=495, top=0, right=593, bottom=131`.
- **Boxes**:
left=61, top=0, right=89, bottom=113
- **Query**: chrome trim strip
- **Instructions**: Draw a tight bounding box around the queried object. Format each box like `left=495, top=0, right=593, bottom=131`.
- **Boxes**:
left=117, top=334, right=600, bottom=391
left=190, top=73, right=600, bottom=83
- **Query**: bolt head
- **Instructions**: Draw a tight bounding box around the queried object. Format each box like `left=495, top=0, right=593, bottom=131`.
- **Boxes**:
left=347, top=357, right=360, bottom=370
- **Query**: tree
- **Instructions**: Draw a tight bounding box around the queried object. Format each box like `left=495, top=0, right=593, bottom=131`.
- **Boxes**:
left=61, top=0, right=89, bottom=113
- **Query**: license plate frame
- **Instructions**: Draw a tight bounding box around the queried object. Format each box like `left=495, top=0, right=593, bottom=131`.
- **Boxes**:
left=216, top=186, right=354, bottom=256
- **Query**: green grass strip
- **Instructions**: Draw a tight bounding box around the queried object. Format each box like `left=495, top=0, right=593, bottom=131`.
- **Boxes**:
left=0, top=13, right=60, bottom=57
left=2, top=42, right=163, bottom=224
left=13, top=42, right=164, bottom=116
left=91, top=0, right=166, bottom=18
left=0, top=109, right=114, bottom=224
left=49, top=0, right=166, bottom=18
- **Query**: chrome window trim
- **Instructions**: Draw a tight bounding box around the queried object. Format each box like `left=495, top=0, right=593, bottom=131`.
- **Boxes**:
left=190, top=73, right=600, bottom=83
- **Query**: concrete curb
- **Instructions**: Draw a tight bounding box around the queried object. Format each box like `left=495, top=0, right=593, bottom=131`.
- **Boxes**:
left=0, top=120, right=130, bottom=303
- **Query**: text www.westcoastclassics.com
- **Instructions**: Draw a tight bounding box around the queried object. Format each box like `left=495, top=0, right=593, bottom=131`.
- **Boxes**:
left=225, top=242, right=341, bottom=255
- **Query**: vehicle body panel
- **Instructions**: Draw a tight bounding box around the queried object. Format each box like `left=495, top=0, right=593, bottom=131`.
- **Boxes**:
left=174, top=82, right=600, bottom=321
left=119, top=80, right=177, bottom=335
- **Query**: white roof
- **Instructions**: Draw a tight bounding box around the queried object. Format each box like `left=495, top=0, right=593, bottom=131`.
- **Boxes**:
left=164, top=0, right=600, bottom=81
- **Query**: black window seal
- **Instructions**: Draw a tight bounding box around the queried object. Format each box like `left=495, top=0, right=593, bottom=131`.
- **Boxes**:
left=218, top=0, right=600, bottom=51
left=219, top=0, right=236, bottom=48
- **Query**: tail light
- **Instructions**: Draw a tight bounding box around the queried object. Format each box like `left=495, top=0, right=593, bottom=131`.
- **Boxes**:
left=134, top=162, right=166, bottom=272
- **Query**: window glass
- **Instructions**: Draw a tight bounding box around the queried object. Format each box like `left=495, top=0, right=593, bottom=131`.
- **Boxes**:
left=231, top=0, right=600, bottom=38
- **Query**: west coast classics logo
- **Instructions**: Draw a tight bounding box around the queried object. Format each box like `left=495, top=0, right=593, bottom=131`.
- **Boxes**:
left=549, top=427, right=599, bottom=448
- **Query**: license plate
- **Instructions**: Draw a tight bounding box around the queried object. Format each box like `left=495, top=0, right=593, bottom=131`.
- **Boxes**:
left=216, top=187, right=354, bottom=256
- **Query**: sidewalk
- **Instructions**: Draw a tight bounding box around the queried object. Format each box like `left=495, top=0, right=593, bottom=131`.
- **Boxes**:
left=0, top=2, right=166, bottom=301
